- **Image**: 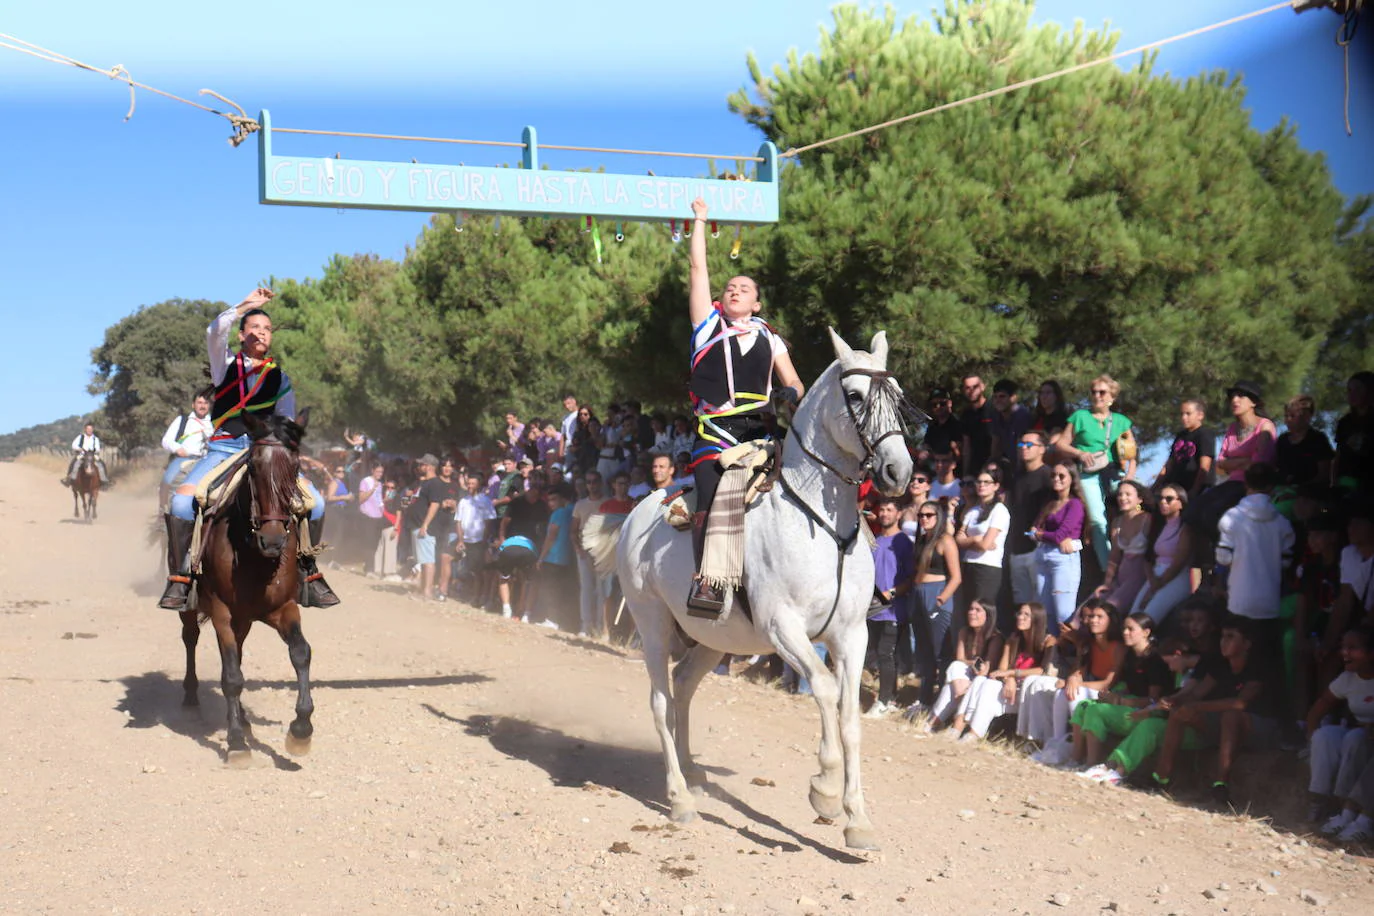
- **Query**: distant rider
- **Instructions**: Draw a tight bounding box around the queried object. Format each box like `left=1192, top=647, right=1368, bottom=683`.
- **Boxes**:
left=62, top=422, right=109, bottom=487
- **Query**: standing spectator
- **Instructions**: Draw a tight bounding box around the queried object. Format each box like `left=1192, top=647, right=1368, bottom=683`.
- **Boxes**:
left=1307, top=627, right=1374, bottom=834
left=955, top=466, right=1009, bottom=624
left=988, top=379, right=1032, bottom=472
left=494, top=457, right=530, bottom=518
left=1054, top=374, right=1136, bottom=570
left=1277, top=394, right=1334, bottom=489
left=1335, top=371, right=1374, bottom=492
left=911, top=500, right=962, bottom=709
left=1295, top=510, right=1348, bottom=711
left=1030, top=461, right=1087, bottom=633
left=1216, top=463, right=1295, bottom=680
left=409, top=455, right=447, bottom=601
left=923, top=388, right=963, bottom=467
left=571, top=407, right=601, bottom=477
left=1029, top=380, right=1070, bottom=441
left=1185, top=380, right=1277, bottom=550
left=960, top=374, right=995, bottom=476
left=669, top=416, right=694, bottom=461
left=455, top=473, right=497, bottom=602
left=357, top=461, right=390, bottom=577
left=433, top=458, right=462, bottom=601
left=534, top=421, right=562, bottom=469
left=1007, top=431, right=1054, bottom=619
left=572, top=471, right=608, bottom=637
left=1157, top=399, right=1216, bottom=497
left=520, top=421, right=544, bottom=467
left=597, top=413, right=625, bottom=482
left=558, top=395, right=579, bottom=464
left=1096, top=480, right=1153, bottom=614
left=899, top=465, right=934, bottom=537
left=501, top=481, right=550, bottom=620
left=930, top=453, right=961, bottom=500
left=1131, top=484, right=1196, bottom=625
left=947, top=602, right=1053, bottom=741
left=650, top=414, right=673, bottom=455
left=534, top=485, right=577, bottom=630
left=502, top=411, right=527, bottom=460
left=867, top=497, right=914, bottom=716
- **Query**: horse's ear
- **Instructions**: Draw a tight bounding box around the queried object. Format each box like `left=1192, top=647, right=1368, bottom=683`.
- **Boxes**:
left=869, top=331, right=889, bottom=367
left=242, top=411, right=266, bottom=438
left=294, top=407, right=310, bottom=434
left=827, top=326, right=856, bottom=365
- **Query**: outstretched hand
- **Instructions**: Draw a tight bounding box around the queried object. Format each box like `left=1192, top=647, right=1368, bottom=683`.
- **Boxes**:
left=237, top=287, right=274, bottom=311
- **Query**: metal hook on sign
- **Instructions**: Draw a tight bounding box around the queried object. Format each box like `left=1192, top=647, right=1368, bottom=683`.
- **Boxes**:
left=453, top=212, right=465, bottom=233
left=669, top=219, right=681, bottom=243
left=729, top=226, right=742, bottom=260
left=710, top=221, right=719, bottom=239
left=614, top=222, right=624, bottom=242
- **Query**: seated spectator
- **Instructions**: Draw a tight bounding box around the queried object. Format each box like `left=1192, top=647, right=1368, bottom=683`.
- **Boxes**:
left=1277, top=394, right=1333, bottom=490
left=1130, top=483, right=1195, bottom=624
left=627, top=464, right=651, bottom=500
left=650, top=413, right=672, bottom=455
left=1307, top=627, right=1374, bottom=835
left=1096, top=480, right=1152, bottom=614
left=1161, top=595, right=1223, bottom=683
left=1294, top=508, right=1346, bottom=711
left=1318, top=499, right=1374, bottom=662
left=671, top=451, right=694, bottom=490
left=923, top=599, right=1003, bottom=732
left=1071, top=612, right=1172, bottom=782
left=1156, top=399, right=1216, bottom=498
left=1024, top=597, right=1125, bottom=764
left=1029, top=379, right=1069, bottom=441
left=866, top=497, right=915, bottom=717
left=670, top=415, right=694, bottom=462
left=1147, top=615, right=1283, bottom=809
left=946, top=602, right=1053, bottom=740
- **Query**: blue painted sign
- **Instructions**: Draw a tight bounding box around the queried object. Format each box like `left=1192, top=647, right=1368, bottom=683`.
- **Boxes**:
left=256, top=110, right=779, bottom=224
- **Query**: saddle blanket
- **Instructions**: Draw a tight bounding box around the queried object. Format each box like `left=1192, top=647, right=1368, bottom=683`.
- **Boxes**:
left=699, top=440, right=775, bottom=592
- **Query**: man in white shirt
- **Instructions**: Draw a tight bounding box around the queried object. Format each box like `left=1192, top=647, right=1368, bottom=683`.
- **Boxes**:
left=455, top=473, right=498, bottom=602
left=158, top=393, right=214, bottom=508
left=63, top=422, right=109, bottom=487
left=558, top=395, right=579, bottom=468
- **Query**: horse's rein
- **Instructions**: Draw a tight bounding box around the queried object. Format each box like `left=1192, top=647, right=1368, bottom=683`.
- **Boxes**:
left=245, top=438, right=297, bottom=530
left=791, top=367, right=901, bottom=485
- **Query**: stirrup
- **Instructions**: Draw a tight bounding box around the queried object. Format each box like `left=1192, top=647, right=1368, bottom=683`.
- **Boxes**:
left=158, top=575, right=193, bottom=611
left=685, top=578, right=724, bottom=619
left=299, top=566, right=340, bottom=608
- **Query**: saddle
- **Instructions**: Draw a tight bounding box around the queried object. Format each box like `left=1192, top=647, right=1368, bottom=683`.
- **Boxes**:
left=188, top=448, right=317, bottom=573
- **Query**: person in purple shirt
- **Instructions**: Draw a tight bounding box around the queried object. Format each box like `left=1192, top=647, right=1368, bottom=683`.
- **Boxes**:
left=1029, top=461, right=1087, bottom=632
left=868, top=497, right=915, bottom=716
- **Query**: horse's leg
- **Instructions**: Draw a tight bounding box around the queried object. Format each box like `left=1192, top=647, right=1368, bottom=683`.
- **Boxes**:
left=273, top=603, right=314, bottom=755
left=638, top=605, right=696, bottom=823
left=180, top=609, right=200, bottom=707
left=768, top=618, right=844, bottom=822
left=829, top=622, right=880, bottom=851
left=671, top=644, right=724, bottom=792
left=209, top=602, right=250, bottom=764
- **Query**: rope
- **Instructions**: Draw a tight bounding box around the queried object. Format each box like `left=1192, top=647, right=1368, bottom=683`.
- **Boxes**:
left=779, top=1, right=1299, bottom=158
left=0, top=32, right=259, bottom=146
left=1336, top=3, right=1362, bottom=135
left=275, top=127, right=763, bottom=161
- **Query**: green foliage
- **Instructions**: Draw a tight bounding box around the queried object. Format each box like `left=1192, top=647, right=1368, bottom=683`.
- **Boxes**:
left=83, top=0, right=1372, bottom=448
left=88, top=298, right=225, bottom=448
left=0, top=415, right=87, bottom=460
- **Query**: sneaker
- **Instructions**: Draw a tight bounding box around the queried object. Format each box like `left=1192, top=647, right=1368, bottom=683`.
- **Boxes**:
left=1319, top=811, right=1356, bottom=836
left=500, top=607, right=513, bottom=619
left=1209, top=781, right=1233, bottom=812
left=863, top=701, right=890, bottom=719
left=537, top=619, right=559, bottom=630
left=1078, top=764, right=1123, bottom=786
left=1032, top=738, right=1072, bottom=767
left=519, top=614, right=531, bottom=624
left=1336, top=816, right=1373, bottom=844
left=436, top=593, right=447, bottom=603
left=384, top=574, right=404, bottom=583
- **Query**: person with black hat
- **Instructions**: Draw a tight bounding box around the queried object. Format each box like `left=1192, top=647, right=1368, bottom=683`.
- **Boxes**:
left=923, top=387, right=963, bottom=464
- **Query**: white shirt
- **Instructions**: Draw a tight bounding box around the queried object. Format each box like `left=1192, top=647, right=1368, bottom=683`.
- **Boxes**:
left=1216, top=494, right=1295, bottom=619
left=628, top=482, right=651, bottom=501
left=560, top=409, right=578, bottom=456
left=1340, top=545, right=1374, bottom=614
left=1329, top=670, right=1374, bottom=724
left=961, top=502, right=1010, bottom=568
left=456, top=494, right=497, bottom=543
left=930, top=479, right=961, bottom=500
left=72, top=434, right=100, bottom=453
left=160, top=413, right=215, bottom=457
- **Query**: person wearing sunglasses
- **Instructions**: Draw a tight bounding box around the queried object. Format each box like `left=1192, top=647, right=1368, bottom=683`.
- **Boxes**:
left=1053, top=374, right=1137, bottom=570
left=1131, top=484, right=1196, bottom=625
left=910, top=500, right=962, bottom=710
left=955, top=467, right=1009, bottom=630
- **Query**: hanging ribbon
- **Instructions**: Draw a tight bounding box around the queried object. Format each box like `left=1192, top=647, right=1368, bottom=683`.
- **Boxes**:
left=614, top=222, right=624, bottom=242
left=683, top=219, right=692, bottom=239
left=730, top=226, right=743, bottom=260
left=710, top=220, right=720, bottom=239
left=590, top=217, right=603, bottom=264
left=453, top=212, right=464, bottom=233
left=669, top=219, right=681, bottom=243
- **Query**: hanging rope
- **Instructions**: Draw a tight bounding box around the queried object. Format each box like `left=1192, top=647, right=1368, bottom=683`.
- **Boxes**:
left=0, top=32, right=259, bottom=145
left=779, top=1, right=1299, bottom=158
left=1336, top=3, right=1362, bottom=135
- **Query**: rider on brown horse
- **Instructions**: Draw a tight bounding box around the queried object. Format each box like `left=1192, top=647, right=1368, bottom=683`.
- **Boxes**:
left=62, top=423, right=110, bottom=488
left=158, top=288, right=340, bottom=611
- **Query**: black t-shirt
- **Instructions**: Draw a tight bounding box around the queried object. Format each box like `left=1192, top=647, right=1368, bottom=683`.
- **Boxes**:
left=433, top=476, right=461, bottom=531
left=407, top=477, right=449, bottom=532
left=1336, top=411, right=1374, bottom=487
left=959, top=402, right=996, bottom=473
left=1120, top=649, right=1171, bottom=699
left=1008, top=464, right=1053, bottom=555
left=1199, top=652, right=1277, bottom=719
left=923, top=414, right=963, bottom=460
left=505, top=495, right=549, bottom=542
left=1161, top=426, right=1217, bottom=490
left=1276, top=429, right=1334, bottom=487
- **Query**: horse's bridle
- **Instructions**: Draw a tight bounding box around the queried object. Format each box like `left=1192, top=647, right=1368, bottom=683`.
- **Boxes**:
left=791, top=367, right=902, bottom=486
left=244, top=438, right=297, bottom=532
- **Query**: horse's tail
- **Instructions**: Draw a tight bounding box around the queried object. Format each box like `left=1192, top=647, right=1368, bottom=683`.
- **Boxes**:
left=581, top=512, right=629, bottom=576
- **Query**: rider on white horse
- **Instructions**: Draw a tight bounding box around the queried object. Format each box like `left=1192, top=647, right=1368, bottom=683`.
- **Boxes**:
left=685, top=196, right=804, bottom=615
left=62, top=422, right=110, bottom=487
left=158, top=288, right=338, bottom=611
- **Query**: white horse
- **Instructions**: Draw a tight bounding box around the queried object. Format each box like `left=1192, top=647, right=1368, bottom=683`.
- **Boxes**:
left=615, top=329, right=913, bottom=850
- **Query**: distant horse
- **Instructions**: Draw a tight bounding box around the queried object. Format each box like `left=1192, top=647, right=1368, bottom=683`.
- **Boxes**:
left=72, top=451, right=100, bottom=522
left=616, top=329, right=915, bottom=850
left=180, top=410, right=315, bottom=765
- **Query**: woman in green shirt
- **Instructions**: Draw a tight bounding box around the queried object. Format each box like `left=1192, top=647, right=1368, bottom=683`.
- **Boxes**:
left=1053, top=374, right=1137, bottom=570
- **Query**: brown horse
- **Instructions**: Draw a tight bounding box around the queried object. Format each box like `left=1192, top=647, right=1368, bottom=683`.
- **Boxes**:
left=72, top=451, right=100, bottom=521
left=180, top=410, right=315, bottom=764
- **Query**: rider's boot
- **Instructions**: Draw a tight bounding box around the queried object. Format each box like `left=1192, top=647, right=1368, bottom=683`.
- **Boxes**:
left=61, top=457, right=77, bottom=487
left=298, top=517, right=341, bottom=608
left=685, top=510, right=724, bottom=619
left=157, top=514, right=196, bottom=611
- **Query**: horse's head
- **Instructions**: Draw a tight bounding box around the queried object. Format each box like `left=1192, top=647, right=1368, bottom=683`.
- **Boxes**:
left=241, top=409, right=308, bottom=559
left=811, top=328, right=917, bottom=497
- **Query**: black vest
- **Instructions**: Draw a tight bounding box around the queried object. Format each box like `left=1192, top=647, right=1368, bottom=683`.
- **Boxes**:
left=690, top=321, right=774, bottom=413
left=212, top=354, right=290, bottom=438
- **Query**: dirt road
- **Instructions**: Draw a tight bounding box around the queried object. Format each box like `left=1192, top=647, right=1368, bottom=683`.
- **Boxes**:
left=1, top=459, right=1369, bottom=915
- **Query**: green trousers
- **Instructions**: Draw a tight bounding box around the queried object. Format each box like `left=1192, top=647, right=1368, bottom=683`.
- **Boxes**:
left=1073, top=701, right=1203, bottom=775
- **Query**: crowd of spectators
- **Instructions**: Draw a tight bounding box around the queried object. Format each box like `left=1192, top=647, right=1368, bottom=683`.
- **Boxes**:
left=304, top=368, right=1374, bottom=837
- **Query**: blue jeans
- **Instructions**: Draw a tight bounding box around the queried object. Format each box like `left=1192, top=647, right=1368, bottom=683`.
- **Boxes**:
left=170, top=434, right=324, bottom=523
left=914, top=581, right=954, bottom=707
left=1035, top=543, right=1082, bottom=633
left=161, top=454, right=197, bottom=487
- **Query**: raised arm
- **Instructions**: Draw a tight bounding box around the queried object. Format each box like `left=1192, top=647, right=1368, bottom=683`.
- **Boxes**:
left=688, top=198, right=713, bottom=327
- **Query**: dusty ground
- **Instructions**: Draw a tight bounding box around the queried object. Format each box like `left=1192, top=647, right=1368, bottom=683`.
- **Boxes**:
left=1, top=458, right=1371, bottom=916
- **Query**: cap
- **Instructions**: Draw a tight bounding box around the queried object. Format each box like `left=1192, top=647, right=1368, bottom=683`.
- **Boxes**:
left=1225, top=380, right=1264, bottom=404
left=992, top=379, right=1018, bottom=396
left=929, top=387, right=952, bottom=402
left=517, top=457, right=534, bottom=468
left=417, top=453, right=439, bottom=467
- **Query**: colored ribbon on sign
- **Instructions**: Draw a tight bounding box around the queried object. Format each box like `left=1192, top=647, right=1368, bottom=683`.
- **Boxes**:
left=590, top=217, right=603, bottom=264
left=730, top=226, right=743, bottom=260
left=614, top=222, right=624, bottom=242
left=710, top=220, right=719, bottom=239
left=453, top=212, right=464, bottom=232
left=669, top=219, right=681, bottom=243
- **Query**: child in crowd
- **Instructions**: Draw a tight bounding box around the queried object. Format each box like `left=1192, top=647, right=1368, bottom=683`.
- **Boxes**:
left=1307, top=627, right=1374, bottom=840
left=1072, top=612, right=1173, bottom=784
left=922, top=599, right=1003, bottom=732
left=1024, top=598, right=1124, bottom=765
left=867, top=497, right=914, bottom=716
left=947, top=602, right=1054, bottom=741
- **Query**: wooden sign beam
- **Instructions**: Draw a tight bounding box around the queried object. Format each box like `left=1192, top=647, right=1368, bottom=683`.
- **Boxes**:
left=256, top=109, right=780, bottom=224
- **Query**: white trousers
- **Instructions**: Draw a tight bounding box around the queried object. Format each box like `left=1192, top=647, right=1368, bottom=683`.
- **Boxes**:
left=961, top=675, right=1019, bottom=738
left=1016, top=677, right=1100, bottom=743
left=1309, top=724, right=1373, bottom=798
left=931, top=661, right=975, bottom=723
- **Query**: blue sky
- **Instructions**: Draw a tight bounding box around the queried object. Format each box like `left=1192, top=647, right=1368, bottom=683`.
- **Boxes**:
left=1, top=0, right=1370, bottom=436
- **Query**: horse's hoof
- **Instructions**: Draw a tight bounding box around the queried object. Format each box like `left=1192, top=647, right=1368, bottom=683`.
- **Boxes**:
left=181, top=694, right=200, bottom=708
left=289, top=719, right=314, bottom=741
left=809, top=785, right=844, bottom=821
left=843, top=826, right=881, bottom=851
left=226, top=749, right=253, bottom=769
left=668, top=804, right=698, bottom=825
left=284, top=734, right=312, bottom=757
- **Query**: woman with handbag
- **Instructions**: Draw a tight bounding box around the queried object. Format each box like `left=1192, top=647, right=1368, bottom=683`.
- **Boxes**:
left=1053, top=375, right=1136, bottom=570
